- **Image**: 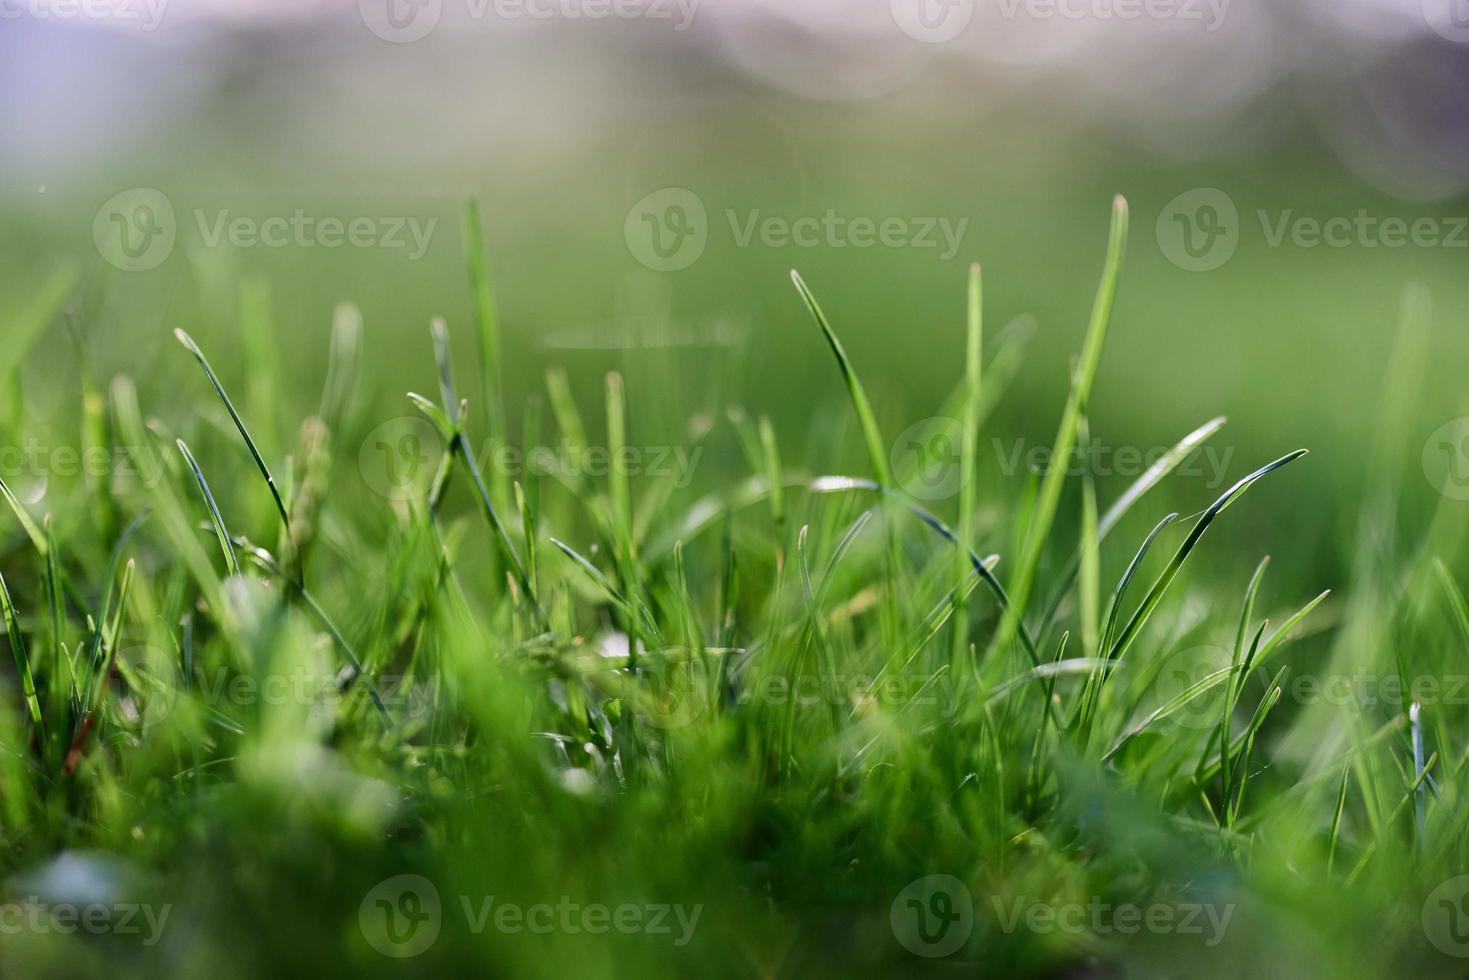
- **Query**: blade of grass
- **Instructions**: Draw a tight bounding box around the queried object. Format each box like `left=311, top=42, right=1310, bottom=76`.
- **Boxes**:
left=790, top=271, right=892, bottom=487
left=1107, top=449, right=1309, bottom=665
left=0, top=572, right=43, bottom=734
left=954, top=262, right=982, bottom=663
left=990, top=196, right=1129, bottom=664
left=174, top=329, right=293, bottom=564
left=464, top=199, right=505, bottom=470
left=175, top=438, right=238, bottom=577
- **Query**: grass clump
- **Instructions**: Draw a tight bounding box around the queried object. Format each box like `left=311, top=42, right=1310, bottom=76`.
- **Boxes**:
left=0, top=198, right=1460, bottom=980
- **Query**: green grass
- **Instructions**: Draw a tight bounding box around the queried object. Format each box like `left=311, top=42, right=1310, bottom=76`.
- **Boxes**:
left=0, top=198, right=1464, bottom=979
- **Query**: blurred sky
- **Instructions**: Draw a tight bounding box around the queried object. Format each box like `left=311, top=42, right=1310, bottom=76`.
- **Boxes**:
left=2, top=0, right=1468, bottom=198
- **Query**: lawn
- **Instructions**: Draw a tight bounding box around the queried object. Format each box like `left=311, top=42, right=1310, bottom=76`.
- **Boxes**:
left=0, top=182, right=1464, bottom=979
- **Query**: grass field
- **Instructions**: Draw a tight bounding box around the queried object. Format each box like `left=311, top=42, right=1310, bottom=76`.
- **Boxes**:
left=0, top=182, right=1465, bottom=979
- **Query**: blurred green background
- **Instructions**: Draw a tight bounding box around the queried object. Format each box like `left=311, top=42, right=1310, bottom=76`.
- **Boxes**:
left=4, top=5, right=1467, bottom=599
left=0, top=7, right=1468, bottom=975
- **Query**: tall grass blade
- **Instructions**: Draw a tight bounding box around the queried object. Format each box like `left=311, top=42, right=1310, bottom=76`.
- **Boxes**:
left=790, top=270, right=892, bottom=487
left=174, top=329, right=292, bottom=547
left=175, top=438, right=239, bottom=577
left=1107, top=449, right=1308, bottom=664
left=991, top=196, right=1128, bottom=662
left=0, top=572, right=43, bottom=734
